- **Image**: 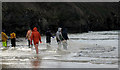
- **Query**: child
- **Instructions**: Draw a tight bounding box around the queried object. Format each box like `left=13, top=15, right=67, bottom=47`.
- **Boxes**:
left=1, top=30, right=8, bottom=47
left=10, top=31, right=16, bottom=47
left=30, top=27, right=42, bottom=54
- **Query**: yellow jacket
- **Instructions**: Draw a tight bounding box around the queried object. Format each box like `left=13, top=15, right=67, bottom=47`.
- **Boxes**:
left=1, top=32, right=8, bottom=42
left=10, top=33, right=16, bottom=39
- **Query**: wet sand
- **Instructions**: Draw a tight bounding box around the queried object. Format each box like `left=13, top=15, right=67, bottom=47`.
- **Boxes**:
left=0, top=31, right=118, bottom=68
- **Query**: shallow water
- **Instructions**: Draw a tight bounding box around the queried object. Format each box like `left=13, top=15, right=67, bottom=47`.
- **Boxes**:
left=0, top=31, right=118, bottom=68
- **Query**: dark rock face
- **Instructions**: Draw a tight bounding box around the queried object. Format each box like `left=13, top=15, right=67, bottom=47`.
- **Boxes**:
left=2, top=2, right=119, bottom=37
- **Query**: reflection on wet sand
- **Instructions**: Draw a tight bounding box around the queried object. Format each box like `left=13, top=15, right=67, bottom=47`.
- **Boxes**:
left=31, top=55, right=42, bottom=68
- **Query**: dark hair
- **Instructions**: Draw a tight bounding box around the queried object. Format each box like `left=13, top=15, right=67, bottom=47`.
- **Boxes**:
left=62, top=28, right=67, bottom=33
left=2, top=29, right=5, bottom=32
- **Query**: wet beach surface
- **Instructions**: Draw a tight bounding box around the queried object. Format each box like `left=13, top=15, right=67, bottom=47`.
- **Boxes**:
left=0, top=31, right=118, bottom=68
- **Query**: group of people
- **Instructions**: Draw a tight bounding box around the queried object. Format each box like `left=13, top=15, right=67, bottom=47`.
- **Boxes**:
left=26, top=27, right=42, bottom=54
left=45, top=27, right=69, bottom=50
left=1, top=30, right=16, bottom=47
left=56, top=27, right=69, bottom=50
left=1, top=27, right=69, bottom=54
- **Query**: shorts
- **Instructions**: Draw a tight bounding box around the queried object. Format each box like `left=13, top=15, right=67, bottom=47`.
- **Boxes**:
left=2, top=41, right=7, bottom=47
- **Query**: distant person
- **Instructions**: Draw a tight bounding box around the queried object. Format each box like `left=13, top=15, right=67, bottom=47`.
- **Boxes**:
left=61, top=28, right=69, bottom=50
left=1, top=30, right=8, bottom=47
left=10, top=31, right=16, bottom=47
left=46, top=28, right=54, bottom=44
left=30, top=27, right=42, bottom=54
left=45, top=28, right=54, bottom=49
left=56, top=27, right=63, bottom=50
left=26, top=29, right=32, bottom=48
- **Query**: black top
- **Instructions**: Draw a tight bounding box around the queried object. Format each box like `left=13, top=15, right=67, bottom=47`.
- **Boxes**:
left=62, top=28, right=69, bottom=40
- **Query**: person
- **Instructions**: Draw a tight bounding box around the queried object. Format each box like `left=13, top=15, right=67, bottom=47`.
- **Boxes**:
left=10, top=31, right=16, bottom=47
left=26, top=29, right=32, bottom=48
left=61, top=28, right=69, bottom=50
left=45, top=28, right=54, bottom=49
left=30, top=27, right=42, bottom=54
left=1, top=30, right=8, bottom=47
left=56, top=27, right=64, bottom=50
left=46, top=28, right=54, bottom=44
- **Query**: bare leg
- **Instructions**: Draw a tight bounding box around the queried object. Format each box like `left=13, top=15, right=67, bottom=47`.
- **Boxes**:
left=63, top=41, right=67, bottom=50
left=57, top=41, right=62, bottom=51
left=35, top=44, right=38, bottom=54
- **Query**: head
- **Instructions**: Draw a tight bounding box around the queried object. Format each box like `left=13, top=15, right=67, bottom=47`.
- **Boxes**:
left=11, top=30, right=15, bottom=33
left=33, top=27, right=37, bottom=31
left=62, top=28, right=67, bottom=33
left=58, top=27, right=62, bottom=32
left=12, top=30, right=14, bottom=33
left=47, top=28, right=50, bottom=31
left=28, top=28, right=31, bottom=30
left=28, top=29, right=32, bottom=32
left=2, top=29, right=5, bottom=32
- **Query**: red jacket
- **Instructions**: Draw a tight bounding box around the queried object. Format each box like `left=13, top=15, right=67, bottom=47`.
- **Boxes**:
left=31, top=27, right=41, bottom=45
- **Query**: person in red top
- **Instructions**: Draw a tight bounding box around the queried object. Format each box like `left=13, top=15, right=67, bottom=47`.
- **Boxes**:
left=30, top=27, right=42, bottom=54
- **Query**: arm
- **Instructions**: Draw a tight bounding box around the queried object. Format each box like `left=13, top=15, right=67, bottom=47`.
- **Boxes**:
left=39, top=33, right=42, bottom=42
left=60, top=33, right=64, bottom=40
left=50, top=33, right=54, bottom=38
left=66, top=33, right=69, bottom=40
left=26, top=31, right=28, bottom=38
left=4, top=33, right=8, bottom=39
left=56, top=33, right=59, bottom=40
left=30, top=32, right=33, bottom=45
left=14, top=33, right=16, bottom=38
left=56, top=32, right=61, bottom=41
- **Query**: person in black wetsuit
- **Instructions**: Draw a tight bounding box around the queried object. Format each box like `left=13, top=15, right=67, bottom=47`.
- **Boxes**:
left=46, top=28, right=54, bottom=44
left=45, top=28, right=54, bottom=49
left=61, top=28, right=69, bottom=50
